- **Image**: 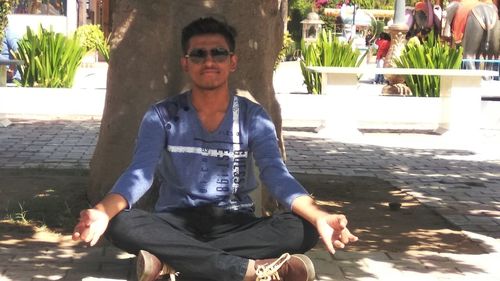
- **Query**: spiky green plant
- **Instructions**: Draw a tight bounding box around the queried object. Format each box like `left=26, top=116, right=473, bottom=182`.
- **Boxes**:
left=12, top=25, right=86, bottom=88
left=300, top=29, right=366, bottom=94
left=393, top=31, right=463, bottom=97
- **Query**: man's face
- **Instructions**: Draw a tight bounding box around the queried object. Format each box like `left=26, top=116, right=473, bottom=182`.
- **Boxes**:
left=181, top=34, right=237, bottom=92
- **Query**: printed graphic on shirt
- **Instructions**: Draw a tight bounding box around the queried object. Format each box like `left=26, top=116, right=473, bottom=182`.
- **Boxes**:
left=166, top=97, right=248, bottom=203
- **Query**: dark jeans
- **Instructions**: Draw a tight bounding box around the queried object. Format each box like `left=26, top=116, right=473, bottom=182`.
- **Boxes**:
left=106, top=206, right=319, bottom=281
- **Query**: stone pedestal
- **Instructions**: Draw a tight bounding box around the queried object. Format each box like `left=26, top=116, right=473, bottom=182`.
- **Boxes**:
left=382, top=23, right=410, bottom=95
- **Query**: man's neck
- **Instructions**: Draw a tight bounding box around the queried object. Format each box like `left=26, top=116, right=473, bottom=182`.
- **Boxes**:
left=191, top=88, right=230, bottom=113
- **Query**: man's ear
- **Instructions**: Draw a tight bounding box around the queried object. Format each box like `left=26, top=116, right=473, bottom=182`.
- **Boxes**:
left=180, top=57, right=188, bottom=72
left=230, top=54, right=238, bottom=72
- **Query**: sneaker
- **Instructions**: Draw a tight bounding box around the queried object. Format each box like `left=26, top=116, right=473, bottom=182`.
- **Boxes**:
left=254, top=253, right=315, bottom=281
left=136, top=250, right=178, bottom=281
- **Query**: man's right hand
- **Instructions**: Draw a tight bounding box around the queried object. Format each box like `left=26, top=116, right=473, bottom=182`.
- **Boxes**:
left=72, top=208, right=110, bottom=246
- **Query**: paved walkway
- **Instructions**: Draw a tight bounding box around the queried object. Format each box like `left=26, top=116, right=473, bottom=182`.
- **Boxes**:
left=1, top=117, right=500, bottom=280
left=1, top=62, right=500, bottom=280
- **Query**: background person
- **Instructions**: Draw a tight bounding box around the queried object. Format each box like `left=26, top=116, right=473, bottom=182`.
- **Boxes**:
left=374, top=32, right=391, bottom=84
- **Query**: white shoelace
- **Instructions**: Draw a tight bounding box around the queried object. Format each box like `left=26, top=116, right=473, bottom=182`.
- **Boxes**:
left=160, top=263, right=179, bottom=281
left=255, top=253, right=291, bottom=281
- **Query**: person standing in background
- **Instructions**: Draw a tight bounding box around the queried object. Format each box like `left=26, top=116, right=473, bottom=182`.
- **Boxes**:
left=374, top=32, right=391, bottom=85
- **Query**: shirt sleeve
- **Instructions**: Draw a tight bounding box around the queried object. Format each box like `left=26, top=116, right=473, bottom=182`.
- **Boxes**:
left=249, top=107, right=309, bottom=210
left=109, top=106, right=166, bottom=208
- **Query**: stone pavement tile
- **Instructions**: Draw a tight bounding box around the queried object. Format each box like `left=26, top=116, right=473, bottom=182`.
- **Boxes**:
left=65, top=270, right=127, bottom=281
left=1, top=263, right=69, bottom=280
left=340, top=265, right=379, bottom=280
left=314, top=259, right=344, bottom=277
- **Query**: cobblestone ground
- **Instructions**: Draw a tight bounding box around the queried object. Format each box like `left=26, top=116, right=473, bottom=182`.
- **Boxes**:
left=1, top=119, right=500, bottom=280
left=0, top=119, right=99, bottom=169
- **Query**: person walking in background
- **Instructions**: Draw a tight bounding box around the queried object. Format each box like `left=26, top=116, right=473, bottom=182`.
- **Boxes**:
left=374, top=32, right=391, bottom=84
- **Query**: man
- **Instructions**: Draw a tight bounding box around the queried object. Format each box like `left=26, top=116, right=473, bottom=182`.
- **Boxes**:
left=73, top=17, right=358, bottom=281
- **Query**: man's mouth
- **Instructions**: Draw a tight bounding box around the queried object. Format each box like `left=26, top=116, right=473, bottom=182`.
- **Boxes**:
left=201, top=69, right=219, bottom=74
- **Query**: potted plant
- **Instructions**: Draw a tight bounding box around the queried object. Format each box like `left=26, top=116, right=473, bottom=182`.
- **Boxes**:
left=13, top=25, right=86, bottom=88
left=300, top=29, right=366, bottom=94
left=393, top=30, right=463, bottom=97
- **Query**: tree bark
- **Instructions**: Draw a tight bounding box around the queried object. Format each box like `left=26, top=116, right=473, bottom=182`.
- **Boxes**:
left=88, top=0, right=286, bottom=214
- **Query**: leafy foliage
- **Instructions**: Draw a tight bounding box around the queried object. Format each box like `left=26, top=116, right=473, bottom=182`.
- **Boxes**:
left=275, top=31, right=297, bottom=69
left=393, top=31, right=463, bottom=97
left=288, top=0, right=314, bottom=42
left=75, top=24, right=110, bottom=63
left=13, top=25, right=85, bottom=88
left=0, top=0, right=18, bottom=43
left=300, top=29, right=366, bottom=94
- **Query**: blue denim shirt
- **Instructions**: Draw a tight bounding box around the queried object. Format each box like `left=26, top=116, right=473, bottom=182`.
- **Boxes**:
left=110, top=91, right=309, bottom=213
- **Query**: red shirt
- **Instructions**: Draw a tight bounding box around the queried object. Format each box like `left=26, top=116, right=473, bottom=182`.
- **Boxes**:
left=375, top=39, right=391, bottom=60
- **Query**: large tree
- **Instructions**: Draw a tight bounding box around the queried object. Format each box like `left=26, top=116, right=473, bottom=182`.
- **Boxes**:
left=88, top=0, right=287, bottom=214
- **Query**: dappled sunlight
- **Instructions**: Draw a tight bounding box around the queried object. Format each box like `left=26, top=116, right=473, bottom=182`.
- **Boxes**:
left=0, top=220, right=134, bottom=280
left=297, top=173, right=494, bottom=254
left=311, top=247, right=490, bottom=278
left=285, top=132, right=500, bottom=241
left=0, top=168, right=135, bottom=279
left=315, top=199, right=343, bottom=208
left=284, top=129, right=500, bottom=278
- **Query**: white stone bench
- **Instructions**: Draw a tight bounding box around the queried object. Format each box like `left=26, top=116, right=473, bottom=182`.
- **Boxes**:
left=306, top=66, right=499, bottom=137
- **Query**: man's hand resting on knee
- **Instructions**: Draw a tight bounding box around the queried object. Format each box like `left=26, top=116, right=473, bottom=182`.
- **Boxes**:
left=291, top=195, right=358, bottom=254
left=72, top=208, right=109, bottom=246
left=315, top=214, right=358, bottom=254
left=72, top=193, right=128, bottom=246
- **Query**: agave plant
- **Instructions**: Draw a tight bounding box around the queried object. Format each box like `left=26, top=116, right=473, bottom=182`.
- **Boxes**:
left=300, top=29, right=366, bottom=94
left=13, top=25, right=86, bottom=88
left=393, top=31, right=463, bottom=97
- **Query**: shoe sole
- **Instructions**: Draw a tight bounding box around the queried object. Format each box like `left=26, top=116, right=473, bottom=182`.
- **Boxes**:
left=293, top=254, right=316, bottom=281
left=137, top=250, right=156, bottom=281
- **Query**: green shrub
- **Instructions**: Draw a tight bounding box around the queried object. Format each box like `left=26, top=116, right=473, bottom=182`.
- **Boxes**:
left=275, top=31, right=297, bottom=69
left=393, top=31, right=463, bottom=97
left=13, top=25, right=86, bottom=88
left=0, top=0, right=18, bottom=43
left=300, top=29, right=366, bottom=94
left=288, top=0, right=314, bottom=42
left=75, top=24, right=110, bottom=62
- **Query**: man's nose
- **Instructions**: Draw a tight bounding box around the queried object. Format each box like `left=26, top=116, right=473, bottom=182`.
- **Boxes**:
left=202, top=54, right=217, bottom=64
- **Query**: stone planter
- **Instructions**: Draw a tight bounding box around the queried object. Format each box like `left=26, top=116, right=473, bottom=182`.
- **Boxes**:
left=277, top=93, right=444, bottom=132
left=0, top=87, right=105, bottom=119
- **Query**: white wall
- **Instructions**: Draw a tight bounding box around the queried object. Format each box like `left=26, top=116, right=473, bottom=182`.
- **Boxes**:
left=7, top=0, right=77, bottom=37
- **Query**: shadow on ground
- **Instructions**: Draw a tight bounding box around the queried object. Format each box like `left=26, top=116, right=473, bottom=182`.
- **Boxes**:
left=0, top=168, right=496, bottom=280
left=295, top=173, right=488, bottom=254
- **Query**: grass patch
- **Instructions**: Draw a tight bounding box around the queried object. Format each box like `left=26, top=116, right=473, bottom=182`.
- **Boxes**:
left=0, top=168, right=91, bottom=234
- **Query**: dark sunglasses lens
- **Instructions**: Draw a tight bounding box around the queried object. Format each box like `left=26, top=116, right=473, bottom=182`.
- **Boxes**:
left=187, top=48, right=231, bottom=63
left=211, top=48, right=230, bottom=62
left=187, top=49, right=208, bottom=64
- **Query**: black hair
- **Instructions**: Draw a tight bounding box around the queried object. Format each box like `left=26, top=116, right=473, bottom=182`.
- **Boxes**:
left=181, top=17, right=237, bottom=54
left=379, top=32, right=391, bottom=41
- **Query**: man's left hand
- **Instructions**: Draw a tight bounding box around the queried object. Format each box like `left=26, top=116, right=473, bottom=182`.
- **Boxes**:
left=316, top=214, right=358, bottom=254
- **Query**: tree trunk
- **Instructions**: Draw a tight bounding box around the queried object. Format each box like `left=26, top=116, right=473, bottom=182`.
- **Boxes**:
left=77, top=0, right=86, bottom=26
left=88, top=0, right=287, bottom=214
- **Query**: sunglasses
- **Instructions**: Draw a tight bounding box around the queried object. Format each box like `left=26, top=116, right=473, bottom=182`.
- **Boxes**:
left=185, top=47, right=233, bottom=64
